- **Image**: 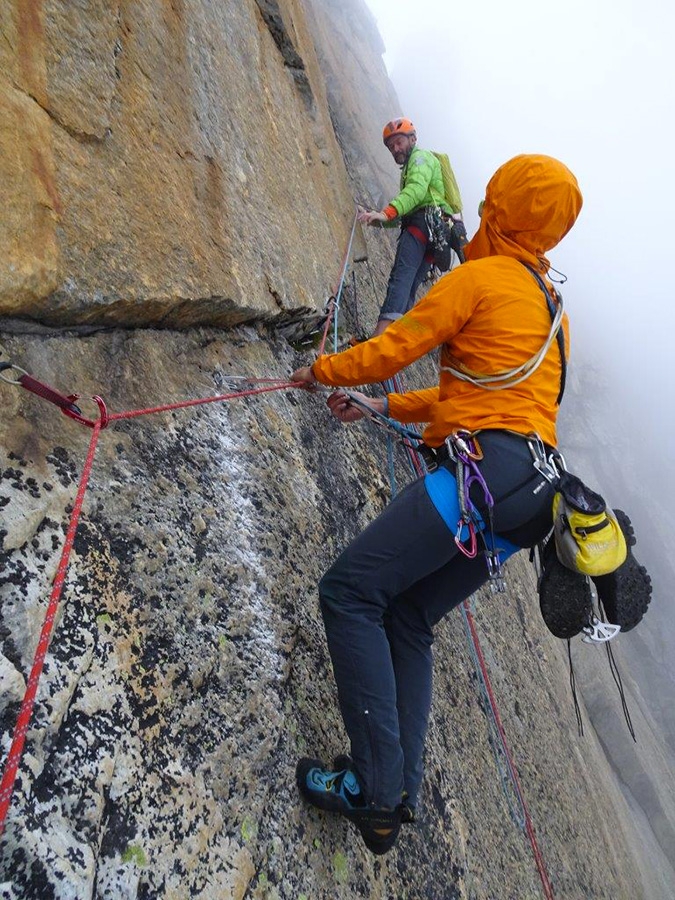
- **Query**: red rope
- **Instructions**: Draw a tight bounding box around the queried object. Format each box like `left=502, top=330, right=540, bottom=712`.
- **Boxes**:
left=0, top=379, right=302, bottom=835
left=107, top=382, right=300, bottom=422
left=463, top=602, right=555, bottom=899
left=317, top=297, right=336, bottom=358
left=0, top=420, right=102, bottom=835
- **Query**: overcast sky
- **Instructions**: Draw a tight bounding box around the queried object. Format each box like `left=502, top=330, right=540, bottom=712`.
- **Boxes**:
left=364, top=0, right=675, bottom=469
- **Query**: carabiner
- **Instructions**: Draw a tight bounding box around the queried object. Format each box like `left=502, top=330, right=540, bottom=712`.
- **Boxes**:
left=0, top=362, right=28, bottom=386
left=452, top=430, right=483, bottom=461
left=455, top=519, right=478, bottom=558
left=61, top=395, right=109, bottom=429
left=485, top=550, right=507, bottom=593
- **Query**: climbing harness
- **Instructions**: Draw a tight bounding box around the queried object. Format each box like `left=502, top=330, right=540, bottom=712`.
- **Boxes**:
left=445, top=432, right=507, bottom=593
left=420, top=431, right=511, bottom=592
left=424, top=207, right=453, bottom=272
left=423, top=207, right=466, bottom=273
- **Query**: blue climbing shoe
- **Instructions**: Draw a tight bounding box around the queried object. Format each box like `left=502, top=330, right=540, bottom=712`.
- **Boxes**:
left=296, top=757, right=401, bottom=855
left=332, top=753, right=416, bottom=824
left=296, top=757, right=365, bottom=815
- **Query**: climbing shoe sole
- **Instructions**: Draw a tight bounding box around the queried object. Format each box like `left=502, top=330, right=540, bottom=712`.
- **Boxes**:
left=592, top=509, right=652, bottom=632
left=347, top=806, right=402, bottom=855
left=538, top=537, right=593, bottom=638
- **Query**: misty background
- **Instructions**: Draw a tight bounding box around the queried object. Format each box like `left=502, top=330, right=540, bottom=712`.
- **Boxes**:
left=362, top=0, right=675, bottom=852
left=364, top=0, right=675, bottom=462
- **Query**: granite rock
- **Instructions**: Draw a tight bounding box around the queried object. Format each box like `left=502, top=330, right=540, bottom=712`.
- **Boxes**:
left=0, top=0, right=670, bottom=897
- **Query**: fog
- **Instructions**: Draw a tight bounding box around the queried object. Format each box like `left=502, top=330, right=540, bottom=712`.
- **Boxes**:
left=365, top=0, right=674, bottom=459
left=362, top=10, right=675, bottom=591
left=363, top=0, right=675, bottom=869
left=363, top=0, right=675, bottom=602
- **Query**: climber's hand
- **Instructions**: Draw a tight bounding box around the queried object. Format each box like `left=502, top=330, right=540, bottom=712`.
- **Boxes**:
left=291, top=366, right=318, bottom=387
left=358, top=209, right=388, bottom=226
left=327, top=390, right=384, bottom=423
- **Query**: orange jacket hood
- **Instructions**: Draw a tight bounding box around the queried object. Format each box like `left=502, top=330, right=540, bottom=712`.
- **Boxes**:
left=464, top=154, right=583, bottom=270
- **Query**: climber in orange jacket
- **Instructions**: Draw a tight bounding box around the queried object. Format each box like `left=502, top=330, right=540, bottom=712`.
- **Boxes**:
left=292, top=155, right=582, bottom=854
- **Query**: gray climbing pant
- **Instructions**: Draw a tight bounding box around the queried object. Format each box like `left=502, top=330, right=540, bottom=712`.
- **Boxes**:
left=318, top=430, right=555, bottom=809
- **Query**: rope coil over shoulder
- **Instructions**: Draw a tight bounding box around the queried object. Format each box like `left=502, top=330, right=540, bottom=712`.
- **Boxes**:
left=440, top=264, right=566, bottom=404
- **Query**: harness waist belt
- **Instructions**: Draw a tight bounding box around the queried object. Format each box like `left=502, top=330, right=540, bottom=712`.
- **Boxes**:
left=422, top=432, right=557, bottom=471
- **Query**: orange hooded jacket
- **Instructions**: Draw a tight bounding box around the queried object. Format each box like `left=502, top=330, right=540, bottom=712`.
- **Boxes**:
left=312, top=155, right=583, bottom=448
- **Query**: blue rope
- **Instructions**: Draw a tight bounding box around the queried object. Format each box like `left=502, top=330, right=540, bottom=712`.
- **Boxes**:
left=459, top=602, right=527, bottom=831
left=386, top=433, right=397, bottom=497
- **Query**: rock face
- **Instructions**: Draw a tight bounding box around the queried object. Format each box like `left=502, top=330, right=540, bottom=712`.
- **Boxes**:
left=0, top=0, right=393, bottom=328
left=0, top=1, right=670, bottom=898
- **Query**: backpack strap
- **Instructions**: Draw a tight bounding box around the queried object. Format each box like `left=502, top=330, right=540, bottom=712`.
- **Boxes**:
left=521, top=263, right=567, bottom=405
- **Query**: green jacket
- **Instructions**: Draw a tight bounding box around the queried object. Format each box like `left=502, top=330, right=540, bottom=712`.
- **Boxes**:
left=387, top=147, right=451, bottom=223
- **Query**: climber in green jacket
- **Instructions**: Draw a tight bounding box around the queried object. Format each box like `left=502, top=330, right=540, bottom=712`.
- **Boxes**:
left=358, top=117, right=465, bottom=335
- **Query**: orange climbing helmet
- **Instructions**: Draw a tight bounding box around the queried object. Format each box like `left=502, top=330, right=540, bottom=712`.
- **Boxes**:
left=382, top=117, right=416, bottom=145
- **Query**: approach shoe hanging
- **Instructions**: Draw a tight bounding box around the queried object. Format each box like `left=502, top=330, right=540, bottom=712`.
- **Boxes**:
left=591, top=509, right=652, bottom=632
left=538, top=536, right=593, bottom=638
left=296, top=757, right=402, bottom=855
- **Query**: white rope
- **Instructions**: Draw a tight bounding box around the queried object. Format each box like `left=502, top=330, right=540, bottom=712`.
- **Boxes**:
left=440, top=297, right=564, bottom=392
